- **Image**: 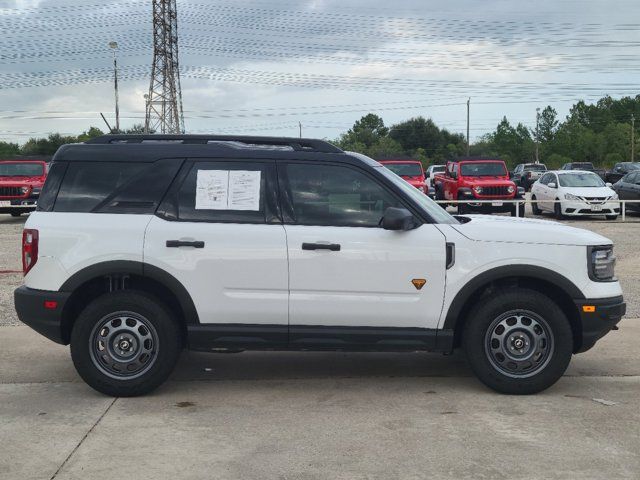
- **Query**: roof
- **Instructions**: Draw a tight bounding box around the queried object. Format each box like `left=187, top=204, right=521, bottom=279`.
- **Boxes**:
left=53, top=134, right=365, bottom=164
left=377, top=159, right=422, bottom=163
left=450, top=157, right=504, bottom=163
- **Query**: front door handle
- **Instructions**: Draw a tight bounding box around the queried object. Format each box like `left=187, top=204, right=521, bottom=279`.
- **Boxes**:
left=302, top=242, right=341, bottom=251
left=166, top=240, right=205, bottom=248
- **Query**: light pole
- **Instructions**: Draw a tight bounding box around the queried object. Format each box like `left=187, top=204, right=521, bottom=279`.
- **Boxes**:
left=535, top=107, right=540, bottom=163
left=466, top=97, right=470, bottom=156
left=109, top=41, right=120, bottom=133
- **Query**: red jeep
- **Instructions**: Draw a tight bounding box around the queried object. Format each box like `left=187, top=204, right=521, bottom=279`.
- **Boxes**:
left=433, top=158, right=524, bottom=216
left=0, top=160, right=48, bottom=216
left=378, top=159, right=428, bottom=194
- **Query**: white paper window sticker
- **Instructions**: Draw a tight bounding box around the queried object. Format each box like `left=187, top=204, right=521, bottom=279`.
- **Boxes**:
left=228, top=170, right=261, bottom=211
left=195, top=169, right=261, bottom=211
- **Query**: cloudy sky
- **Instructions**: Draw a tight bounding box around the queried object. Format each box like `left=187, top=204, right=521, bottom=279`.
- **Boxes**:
left=0, top=0, right=638, bottom=144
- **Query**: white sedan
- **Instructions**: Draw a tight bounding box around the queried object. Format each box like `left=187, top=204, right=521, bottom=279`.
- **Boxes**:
left=531, top=170, right=620, bottom=220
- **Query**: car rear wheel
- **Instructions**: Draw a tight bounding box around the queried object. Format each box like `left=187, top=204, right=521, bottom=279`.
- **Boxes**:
left=462, top=288, right=573, bottom=394
left=70, top=291, right=182, bottom=397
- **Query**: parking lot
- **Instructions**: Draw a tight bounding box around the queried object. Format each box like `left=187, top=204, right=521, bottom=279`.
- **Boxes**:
left=1, top=212, right=638, bottom=480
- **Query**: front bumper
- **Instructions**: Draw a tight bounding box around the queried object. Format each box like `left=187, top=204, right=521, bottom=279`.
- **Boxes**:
left=0, top=195, right=38, bottom=213
left=14, top=286, right=71, bottom=345
left=574, top=296, right=626, bottom=352
left=561, top=200, right=620, bottom=216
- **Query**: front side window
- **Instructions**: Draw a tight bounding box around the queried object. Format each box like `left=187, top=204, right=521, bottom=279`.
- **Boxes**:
left=283, top=163, right=401, bottom=227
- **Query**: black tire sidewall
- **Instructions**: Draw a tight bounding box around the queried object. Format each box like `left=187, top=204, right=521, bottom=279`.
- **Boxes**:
left=70, top=291, right=182, bottom=397
left=463, top=289, right=573, bottom=394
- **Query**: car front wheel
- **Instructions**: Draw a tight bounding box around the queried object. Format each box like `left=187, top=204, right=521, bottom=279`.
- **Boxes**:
left=463, top=288, right=573, bottom=394
left=70, top=291, right=182, bottom=397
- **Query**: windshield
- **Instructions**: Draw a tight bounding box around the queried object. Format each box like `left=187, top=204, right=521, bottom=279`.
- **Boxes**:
left=524, top=164, right=546, bottom=171
left=460, top=162, right=506, bottom=177
left=431, top=166, right=445, bottom=173
left=382, top=163, right=423, bottom=177
left=0, top=163, right=44, bottom=176
left=622, top=163, right=640, bottom=171
left=558, top=172, right=605, bottom=187
left=376, top=166, right=458, bottom=224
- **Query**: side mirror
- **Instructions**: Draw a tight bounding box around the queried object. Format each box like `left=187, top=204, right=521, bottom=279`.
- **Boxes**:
left=451, top=171, right=458, bottom=180
left=382, top=207, right=415, bottom=231
left=548, top=182, right=557, bottom=189
left=606, top=182, right=613, bottom=188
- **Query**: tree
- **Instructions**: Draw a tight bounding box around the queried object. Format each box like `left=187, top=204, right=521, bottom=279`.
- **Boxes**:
left=538, top=106, right=558, bottom=144
left=337, top=113, right=389, bottom=149
left=76, top=126, right=105, bottom=142
left=0, top=141, right=20, bottom=157
left=389, top=117, right=442, bottom=152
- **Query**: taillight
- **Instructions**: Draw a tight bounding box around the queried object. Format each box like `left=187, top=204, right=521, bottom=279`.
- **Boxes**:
left=22, top=229, right=38, bottom=275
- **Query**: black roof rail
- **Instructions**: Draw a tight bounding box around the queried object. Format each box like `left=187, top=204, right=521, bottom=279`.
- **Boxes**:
left=85, top=134, right=343, bottom=153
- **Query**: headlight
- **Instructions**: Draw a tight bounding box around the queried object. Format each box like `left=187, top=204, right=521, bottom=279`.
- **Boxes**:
left=564, top=193, right=581, bottom=201
left=473, top=186, right=483, bottom=194
left=588, top=246, right=616, bottom=282
left=20, top=186, right=30, bottom=194
left=507, top=185, right=515, bottom=194
left=610, top=193, right=619, bottom=200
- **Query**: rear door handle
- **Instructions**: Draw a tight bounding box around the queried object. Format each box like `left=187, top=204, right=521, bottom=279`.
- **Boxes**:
left=302, top=242, right=341, bottom=251
left=166, top=240, right=205, bottom=248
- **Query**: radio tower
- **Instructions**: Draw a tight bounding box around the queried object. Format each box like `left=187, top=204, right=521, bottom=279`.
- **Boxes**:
left=144, top=0, right=185, bottom=134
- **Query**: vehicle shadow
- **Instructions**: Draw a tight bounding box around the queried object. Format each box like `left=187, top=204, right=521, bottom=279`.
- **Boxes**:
left=169, top=350, right=473, bottom=382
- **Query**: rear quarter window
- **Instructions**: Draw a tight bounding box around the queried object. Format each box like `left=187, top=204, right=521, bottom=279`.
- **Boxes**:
left=52, top=159, right=182, bottom=213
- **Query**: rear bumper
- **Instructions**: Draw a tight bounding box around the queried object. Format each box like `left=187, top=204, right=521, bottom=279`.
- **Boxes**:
left=14, top=286, right=70, bottom=345
left=575, top=296, right=626, bottom=352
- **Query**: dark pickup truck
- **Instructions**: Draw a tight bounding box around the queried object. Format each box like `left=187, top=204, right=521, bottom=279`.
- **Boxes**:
left=561, top=162, right=607, bottom=180
left=605, top=162, right=640, bottom=184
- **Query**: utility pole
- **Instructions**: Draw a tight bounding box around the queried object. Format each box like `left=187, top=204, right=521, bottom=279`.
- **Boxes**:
left=535, top=107, right=540, bottom=163
left=466, top=97, right=470, bottom=155
left=632, top=114, right=635, bottom=162
left=145, top=0, right=185, bottom=134
left=108, top=41, right=120, bottom=133
left=299, top=121, right=302, bottom=138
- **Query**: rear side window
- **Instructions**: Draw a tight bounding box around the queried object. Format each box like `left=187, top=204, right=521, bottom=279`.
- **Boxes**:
left=173, top=161, right=272, bottom=223
left=53, top=159, right=182, bottom=213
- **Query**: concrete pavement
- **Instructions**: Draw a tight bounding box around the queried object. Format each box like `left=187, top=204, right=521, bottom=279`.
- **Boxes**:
left=1, top=321, right=639, bottom=480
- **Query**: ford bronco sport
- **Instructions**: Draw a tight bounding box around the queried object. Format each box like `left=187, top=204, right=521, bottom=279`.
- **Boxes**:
left=15, top=135, right=626, bottom=397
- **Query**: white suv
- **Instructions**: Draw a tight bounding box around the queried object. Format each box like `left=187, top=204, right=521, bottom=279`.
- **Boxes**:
left=15, top=135, right=626, bottom=397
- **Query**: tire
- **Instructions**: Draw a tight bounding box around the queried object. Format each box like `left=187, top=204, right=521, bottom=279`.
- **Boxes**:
left=531, top=195, right=541, bottom=215
left=70, top=290, right=182, bottom=397
left=462, top=288, right=573, bottom=394
left=554, top=200, right=565, bottom=220
left=435, top=185, right=447, bottom=209
left=457, top=195, right=468, bottom=214
left=605, top=215, right=618, bottom=221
